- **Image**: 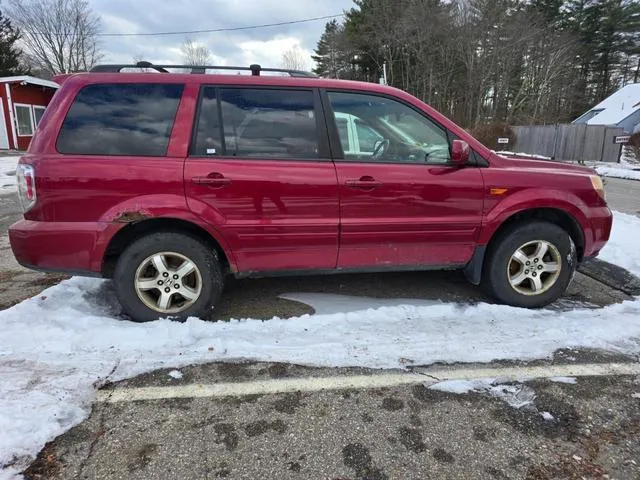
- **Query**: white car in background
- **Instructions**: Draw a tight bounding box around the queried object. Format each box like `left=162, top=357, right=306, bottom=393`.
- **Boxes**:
left=334, top=111, right=449, bottom=161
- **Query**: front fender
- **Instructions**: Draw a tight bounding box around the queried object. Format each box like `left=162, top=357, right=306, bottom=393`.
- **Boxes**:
left=478, top=188, right=591, bottom=248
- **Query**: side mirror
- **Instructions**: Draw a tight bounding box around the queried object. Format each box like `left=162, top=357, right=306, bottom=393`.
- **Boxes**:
left=451, top=140, right=470, bottom=166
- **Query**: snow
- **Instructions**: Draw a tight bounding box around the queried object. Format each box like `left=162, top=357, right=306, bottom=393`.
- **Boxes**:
left=0, top=157, right=19, bottom=194
left=549, top=376, right=577, bottom=384
left=0, top=211, right=639, bottom=476
left=581, top=83, right=640, bottom=126
left=540, top=411, right=555, bottom=421
left=428, top=379, right=496, bottom=394
left=168, top=370, right=183, bottom=379
left=596, top=165, right=640, bottom=181
left=429, top=379, right=536, bottom=409
left=632, top=393, right=640, bottom=399
left=598, top=212, right=640, bottom=277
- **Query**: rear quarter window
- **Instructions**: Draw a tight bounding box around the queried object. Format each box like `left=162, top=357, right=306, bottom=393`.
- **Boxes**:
left=56, top=83, right=184, bottom=156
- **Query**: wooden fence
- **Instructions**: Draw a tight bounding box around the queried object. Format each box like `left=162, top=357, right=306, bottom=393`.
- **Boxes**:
left=512, top=124, right=625, bottom=163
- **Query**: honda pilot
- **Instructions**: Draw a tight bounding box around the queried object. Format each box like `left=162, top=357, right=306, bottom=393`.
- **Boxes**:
left=9, top=62, right=612, bottom=322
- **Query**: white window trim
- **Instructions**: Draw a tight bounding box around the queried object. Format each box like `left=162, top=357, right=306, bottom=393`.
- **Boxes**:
left=33, top=105, right=46, bottom=127
left=14, top=103, right=35, bottom=137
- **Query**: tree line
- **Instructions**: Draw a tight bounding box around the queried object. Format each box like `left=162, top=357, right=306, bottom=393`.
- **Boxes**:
left=312, top=0, right=640, bottom=127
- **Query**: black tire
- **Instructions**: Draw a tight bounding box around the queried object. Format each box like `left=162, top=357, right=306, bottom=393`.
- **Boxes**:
left=113, top=232, right=224, bottom=322
left=482, top=221, right=577, bottom=308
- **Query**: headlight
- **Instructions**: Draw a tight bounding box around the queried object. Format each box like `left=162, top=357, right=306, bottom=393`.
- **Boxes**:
left=590, top=175, right=605, bottom=201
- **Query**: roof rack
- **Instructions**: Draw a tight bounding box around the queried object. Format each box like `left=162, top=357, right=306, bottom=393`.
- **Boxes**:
left=89, top=61, right=317, bottom=78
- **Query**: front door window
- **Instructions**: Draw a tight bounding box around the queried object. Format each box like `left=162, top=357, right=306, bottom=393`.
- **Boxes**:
left=328, top=91, right=451, bottom=165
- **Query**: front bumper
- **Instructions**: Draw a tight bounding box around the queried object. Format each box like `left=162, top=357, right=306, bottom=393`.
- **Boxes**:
left=585, top=206, right=613, bottom=258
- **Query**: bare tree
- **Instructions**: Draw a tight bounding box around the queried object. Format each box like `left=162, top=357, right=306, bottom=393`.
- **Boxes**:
left=6, top=0, right=102, bottom=74
left=281, top=46, right=309, bottom=71
left=181, top=39, right=211, bottom=65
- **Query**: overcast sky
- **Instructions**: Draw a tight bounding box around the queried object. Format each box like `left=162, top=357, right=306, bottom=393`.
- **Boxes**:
left=91, top=0, right=354, bottom=69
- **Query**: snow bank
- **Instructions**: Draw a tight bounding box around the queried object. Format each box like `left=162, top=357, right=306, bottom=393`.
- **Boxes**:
left=0, top=157, right=19, bottom=194
left=598, top=211, right=640, bottom=277
left=596, top=165, right=640, bottom=181
left=0, top=211, right=639, bottom=477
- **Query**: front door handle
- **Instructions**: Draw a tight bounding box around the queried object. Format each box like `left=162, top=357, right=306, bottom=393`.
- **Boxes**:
left=345, top=176, right=382, bottom=189
left=192, top=173, right=231, bottom=188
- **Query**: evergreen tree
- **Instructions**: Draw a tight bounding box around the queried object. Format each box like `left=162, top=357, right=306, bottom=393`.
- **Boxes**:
left=312, top=20, right=353, bottom=79
left=311, top=0, right=640, bottom=125
left=0, top=10, right=29, bottom=76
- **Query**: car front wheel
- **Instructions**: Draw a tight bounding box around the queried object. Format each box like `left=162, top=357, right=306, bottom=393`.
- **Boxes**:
left=482, top=221, right=577, bottom=308
left=114, top=232, right=223, bottom=322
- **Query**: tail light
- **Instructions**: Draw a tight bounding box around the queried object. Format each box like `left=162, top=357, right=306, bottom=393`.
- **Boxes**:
left=16, top=163, right=36, bottom=212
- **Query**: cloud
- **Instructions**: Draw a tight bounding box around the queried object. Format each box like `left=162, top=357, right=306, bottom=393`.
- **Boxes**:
left=91, top=0, right=352, bottom=68
left=238, top=37, right=312, bottom=69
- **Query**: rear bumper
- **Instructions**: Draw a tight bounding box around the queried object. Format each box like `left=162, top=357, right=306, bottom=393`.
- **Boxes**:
left=9, top=220, right=118, bottom=275
left=585, top=206, right=613, bottom=258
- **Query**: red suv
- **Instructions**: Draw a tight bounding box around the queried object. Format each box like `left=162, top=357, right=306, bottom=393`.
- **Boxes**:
left=9, top=63, right=612, bottom=322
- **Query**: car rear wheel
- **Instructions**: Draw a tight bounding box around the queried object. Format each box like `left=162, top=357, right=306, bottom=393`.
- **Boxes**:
left=482, top=221, right=577, bottom=308
left=114, top=232, right=223, bottom=322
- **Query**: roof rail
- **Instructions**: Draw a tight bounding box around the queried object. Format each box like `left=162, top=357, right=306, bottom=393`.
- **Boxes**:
left=89, top=61, right=317, bottom=78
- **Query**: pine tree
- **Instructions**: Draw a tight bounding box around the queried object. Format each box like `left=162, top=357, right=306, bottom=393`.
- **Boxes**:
left=0, top=10, right=29, bottom=76
left=528, top=0, right=563, bottom=25
left=312, top=20, right=351, bottom=78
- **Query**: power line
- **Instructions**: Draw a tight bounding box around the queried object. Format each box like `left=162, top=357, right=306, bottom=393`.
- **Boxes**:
left=88, top=13, right=345, bottom=37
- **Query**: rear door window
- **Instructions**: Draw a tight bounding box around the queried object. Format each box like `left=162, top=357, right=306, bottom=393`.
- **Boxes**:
left=192, top=87, right=319, bottom=159
left=57, top=83, right=184, bottom=156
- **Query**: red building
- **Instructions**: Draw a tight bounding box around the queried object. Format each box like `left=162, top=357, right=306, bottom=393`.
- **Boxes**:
left=0, top=76, right=59, bottom=151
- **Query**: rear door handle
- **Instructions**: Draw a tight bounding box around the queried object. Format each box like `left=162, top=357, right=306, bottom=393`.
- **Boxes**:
left=345, top=176, right=382, bottom=189
left=191, top=173, right=231, bottom=188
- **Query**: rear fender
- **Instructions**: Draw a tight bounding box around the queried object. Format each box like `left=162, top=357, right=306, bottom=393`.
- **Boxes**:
left=95, top=195, right=236, bottom=272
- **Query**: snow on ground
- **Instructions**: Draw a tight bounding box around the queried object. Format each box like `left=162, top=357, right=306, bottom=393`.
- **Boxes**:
left=596, top=164, right=640, bottom=181
left=598, top=211, right=640, bottom=277
left=0, top=157, right=19, bottom=194
left=429, top=379, right=536, bottom=409
left=549, top=376, right=577, bottom=384
left=0, top=211, right=640, bottom=477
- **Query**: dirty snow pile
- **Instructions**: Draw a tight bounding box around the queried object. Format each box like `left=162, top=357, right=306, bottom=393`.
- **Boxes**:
left=0, top=157, right=19, bottom=194
left=1, top=211, right=640, bottom=477
left=429, top=379, right=536, bottom=409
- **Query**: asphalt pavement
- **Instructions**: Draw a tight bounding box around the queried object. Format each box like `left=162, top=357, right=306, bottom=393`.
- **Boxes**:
left=602, top=177, right=640, bottom=216
left=30, top=359, right=640, bottom=480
